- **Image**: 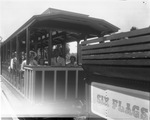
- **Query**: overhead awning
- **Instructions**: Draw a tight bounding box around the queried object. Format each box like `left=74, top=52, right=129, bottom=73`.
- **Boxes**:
left=4, top=8, right=119, bottom=44
left=32, top=8, right=119, bottom=36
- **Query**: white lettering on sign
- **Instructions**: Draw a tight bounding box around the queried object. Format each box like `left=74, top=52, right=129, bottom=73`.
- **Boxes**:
left=91, top=83, right=149, bottom=120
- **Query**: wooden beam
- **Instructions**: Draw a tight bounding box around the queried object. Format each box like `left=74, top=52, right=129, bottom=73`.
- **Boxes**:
left=48, top=29, right=53, bottom=65
left=6, top=42, right=8, bottom=64
left=10, top=40, right=12, bottom=59
left=82, top=59, right=150, bottom=66
left=3, top=45, right=4, bottom=62
left=5, top=44, right=7, bottom=62
left=26, top=28, right=30, bottom=65
left=62, top=33, right=66, bottom=60
left=77, top=41, right=79, bottom=64
left=81, top=43, right=150, bottom=55
left=16, top=35, right=20, bottom=65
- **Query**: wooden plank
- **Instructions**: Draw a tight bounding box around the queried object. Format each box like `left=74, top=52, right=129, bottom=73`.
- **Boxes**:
left=48, top=29, right=53, bottom=65
left=81, top=27, right=150, bottom=45
left=81, top=37, right=105, bottom=45
left=82, top=59, right=150, bottom=66
left=26, top=28, right=30, bottom=65
left=106, top=27, right=150, bottom=40
left=83, top=65, right=150, bottom=83
left=81, top=35, right=150, bottom=50
left=81, top=43, right=150, bottom=55
left=82, top=51, right=150, bottom=60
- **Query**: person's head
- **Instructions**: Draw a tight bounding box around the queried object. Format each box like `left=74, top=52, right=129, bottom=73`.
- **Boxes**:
left=70, top=56, right=76, bottom=63
left=29, top=51, right=37, bottom=59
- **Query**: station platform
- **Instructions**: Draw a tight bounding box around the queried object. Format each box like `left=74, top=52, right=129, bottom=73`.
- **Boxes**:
left=1, top=75, right=19, bottom=120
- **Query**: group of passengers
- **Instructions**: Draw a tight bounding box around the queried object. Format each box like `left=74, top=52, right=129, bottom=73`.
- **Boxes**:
left=9, top=48, right=77, bottom=90
left=20, top=48, right=77, bottom=72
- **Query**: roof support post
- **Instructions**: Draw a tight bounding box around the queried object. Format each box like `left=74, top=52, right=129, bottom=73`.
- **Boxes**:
left=5, top=44, right=6, bottom=62
left=48, top=29, right=53, bottom=66
left=3, top=45, right=5, bottom=63
left=26, top=28, right=30, bottom=65
left=2, top=46, right=4, bottom=63
left=62, top=33, right=66, bottom=63
left=77, top=41, right=79, bottom=64
left=10, top=40, right=12, bottom=59
left=16, top=35, right=20, bottom=66
left=6, top=42, right=8, bottom=64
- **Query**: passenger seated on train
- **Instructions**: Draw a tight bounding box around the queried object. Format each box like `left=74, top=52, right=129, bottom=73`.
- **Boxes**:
left=10, top=52, right=17, bottom=75
left=67, top=55, right=78, bottom=67
left=29, top=51, right=38, bottom=66
left=21, top=53, right=27, bottom=72
left=20, top=53, right=27, bottom=81
left=10, top=52, right=17, bottom=71
left=51, top=49, right=65, bottom=66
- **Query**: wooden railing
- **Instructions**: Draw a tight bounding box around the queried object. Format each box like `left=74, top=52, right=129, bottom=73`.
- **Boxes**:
left=81, top=27, right=150, bottom=82
left=23, top=66, right=85, bottom=103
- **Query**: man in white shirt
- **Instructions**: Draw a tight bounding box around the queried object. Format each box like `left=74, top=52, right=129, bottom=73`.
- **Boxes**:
left=10, top=52, right=17, bottom=70
left=51, top=49, right=65, bottom=66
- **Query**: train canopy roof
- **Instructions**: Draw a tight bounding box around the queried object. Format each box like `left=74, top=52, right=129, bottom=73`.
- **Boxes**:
left=4, top=8, right=119, bottom=44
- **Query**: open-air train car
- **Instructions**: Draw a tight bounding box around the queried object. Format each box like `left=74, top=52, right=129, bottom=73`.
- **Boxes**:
left=0, top=8, right=118, bottom=119
left=81, top=27, right=150, bottom=120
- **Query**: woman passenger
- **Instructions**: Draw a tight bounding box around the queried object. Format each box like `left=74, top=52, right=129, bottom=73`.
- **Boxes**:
left=67, top=56, right=77, bottom=67
left=29, top=51, right=38, bottom=66
left=51, top=49, right=65, bottom=66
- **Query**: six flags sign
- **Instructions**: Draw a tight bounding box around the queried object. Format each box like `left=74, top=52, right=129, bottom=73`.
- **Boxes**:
left=91, top=83, right=149, bottom=120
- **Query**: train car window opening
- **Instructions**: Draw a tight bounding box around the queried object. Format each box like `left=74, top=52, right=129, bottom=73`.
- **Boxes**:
left=66, top=41, right=77, bottom=65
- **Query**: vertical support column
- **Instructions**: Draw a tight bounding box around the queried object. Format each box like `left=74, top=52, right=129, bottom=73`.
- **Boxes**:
left=16, top=35, right=20, bottom=65
left=5, top=44, right=7, bottom=64
left=5, top=44, right=7, bottom=77
left=62, top=33, right=66, bottom=62
left=54, top=70, right=57, bottom=101
left=16, top=35, right=19, bottom=89
left=77, top=41, right=79, bottom=65
left=42, top=70, right=45, bottom=102
left=6, top=43, right=9, bottom=79
left=8, top=41, right=10, bottom=65
left=10, top=40, right=12, bottom=60
left=10, top=40, right=12, bottom=82
left=0, top=39, right=1, bottom=75
left=40, top=37, right=43, bottom=58
left=65, top=70, right=68, bottom=99
left=75, top=70, right=78, bottom=98
left=48, top=29, right=52, bottom=66
left=3, top=45, right=4, bottom=63
left=26, top=28, right=30, bottom=65
left=35, top=37, right=38, bottom=54
left=32, top=70, right=35, bottom=102
left=6, top=43, right=8, bottom=65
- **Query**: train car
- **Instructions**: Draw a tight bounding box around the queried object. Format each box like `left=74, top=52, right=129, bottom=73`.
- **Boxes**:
left=0, top=8, right=119, bottom=119
left=81, top=27, right=150, bottom=120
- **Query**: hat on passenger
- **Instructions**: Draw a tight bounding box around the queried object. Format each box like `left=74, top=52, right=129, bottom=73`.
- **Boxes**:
left=29, top=51, right=37, bottom=58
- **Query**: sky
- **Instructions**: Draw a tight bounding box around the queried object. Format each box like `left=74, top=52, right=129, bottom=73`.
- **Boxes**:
left=0, top=0, right=150, bottom=41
